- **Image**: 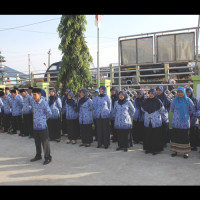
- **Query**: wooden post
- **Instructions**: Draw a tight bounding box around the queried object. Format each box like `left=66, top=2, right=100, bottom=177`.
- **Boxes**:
left=2, top=75, right=5, bottom=85
left=47, top=73, right=50, bottom=84
left=110, top=63, right=114, bottom=84
left=31, top=72, right=34, bottom=87
left=164, top=63, right=169, bottom=82
left=16, top=74, right=19, bottom=87
left=136, top=65, right=140, bottom=83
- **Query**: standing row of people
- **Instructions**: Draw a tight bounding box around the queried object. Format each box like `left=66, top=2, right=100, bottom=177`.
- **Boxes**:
left=0, top=85, right=200, bottom=163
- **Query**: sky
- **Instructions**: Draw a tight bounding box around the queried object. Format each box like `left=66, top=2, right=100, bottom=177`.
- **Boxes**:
left=0, top=15, right=199, bottom=76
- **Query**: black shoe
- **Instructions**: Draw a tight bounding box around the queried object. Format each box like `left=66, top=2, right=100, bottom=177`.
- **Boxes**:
left=183, top=154, right=189, bottom=159
left=171, top=152, right=177, bottom=157
left=10, top=131, right=17, bottom=135
left=124, top=148, right=128, bottom=152
left=116, top=147, right=122, bottom=151
left=43, top=158, right=52, bottom=165
left=145, top=150, right=149, bottom=154
left=96, top=145, right=101, bottom=148
left=30, top=156, right=42, bottom=162
left=152, top=152, right=157, bottom=155
left=104, top=146, right=108, bottom=149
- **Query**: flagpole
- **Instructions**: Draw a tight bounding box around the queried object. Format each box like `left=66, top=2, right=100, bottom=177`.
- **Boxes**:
left=97, top=26, right=100, bottom=88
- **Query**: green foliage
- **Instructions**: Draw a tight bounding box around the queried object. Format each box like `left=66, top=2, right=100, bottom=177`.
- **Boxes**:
left=56, top=15, right=93, bottom=94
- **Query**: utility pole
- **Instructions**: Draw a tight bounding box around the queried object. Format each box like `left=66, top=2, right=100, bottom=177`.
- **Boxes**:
left=28, top=54, right=31, bottom=84
left=48, top=49, right=51, bottom=67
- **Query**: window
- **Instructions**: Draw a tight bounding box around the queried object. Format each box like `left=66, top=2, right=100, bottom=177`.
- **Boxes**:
left=48, top=64, right=57, bottom=71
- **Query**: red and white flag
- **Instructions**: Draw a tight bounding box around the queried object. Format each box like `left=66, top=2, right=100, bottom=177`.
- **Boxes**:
left=95, top=15, right=103, bottom=29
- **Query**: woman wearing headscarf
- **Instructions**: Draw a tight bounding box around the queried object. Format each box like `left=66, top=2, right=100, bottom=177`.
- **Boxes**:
left=92, top=89, right=100, bottom=141
left=47, top=88, right=62, bottom=142
left=132, top=89, right=145, bottom=144
left=156, top=86, right=171, bottom=147
left=110, top=87, right=119, bottom=143
left=141, top=88, right=165, bottom=155
left=170, top=87, right=195, bottom=159
left=65, top=91, right=79, bottom=144
left=114, top=90, right=135, bottom=152
left=95, top=85, right=111, bottom=149
left=61, top=89, right=70, bottom=136
left=186, top=87, right=199, bottom=151
left=78, top=89, right=93, bottom=147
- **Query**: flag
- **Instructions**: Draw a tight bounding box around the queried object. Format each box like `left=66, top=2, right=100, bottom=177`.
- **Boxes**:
left=95, top=15, right=103, bottom=29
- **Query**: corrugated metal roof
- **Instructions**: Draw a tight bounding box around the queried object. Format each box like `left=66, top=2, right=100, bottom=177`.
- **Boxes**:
left=0, top=66, right=27, bottom=78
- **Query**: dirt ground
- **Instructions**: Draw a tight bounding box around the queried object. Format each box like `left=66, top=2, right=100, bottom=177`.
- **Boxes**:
left=0, top=132, right=200, bottom=185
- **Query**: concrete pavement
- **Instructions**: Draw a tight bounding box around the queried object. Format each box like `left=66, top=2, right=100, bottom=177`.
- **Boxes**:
left=0, top=132, right=200, bottom=185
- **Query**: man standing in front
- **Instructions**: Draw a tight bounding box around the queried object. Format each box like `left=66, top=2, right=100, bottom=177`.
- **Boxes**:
left=30, top=88, right=52, bottom=165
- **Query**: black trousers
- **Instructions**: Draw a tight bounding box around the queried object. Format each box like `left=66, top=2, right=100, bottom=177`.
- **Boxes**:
left=116, top=129, right=131, bottom=148
left=12, top=115, right=23, bottom=134
left=33, top=129, right=51, bottom=160
left=47, top=118, right=61, bottom=140
left=93, top=119, right=98, bottom=140
left=143, top=123, right=163, bottom=153
left=0, top=111, right=3, bottom=129
left=189, top=126, right=199, bottom=148
left=61, top=113, right=67, bottom=135
left=80, top=124, right=93, bottom=144
left=66, top=119, right=79, bottom=140
left=3, top=113, right=12, bottom=131
left=96, top=118, right=110, bottom=147
left=23, top=114, right=33, bottom=136
left=110, top=119, right=118, bottom=142
left=161, top=122, right=170, bottom=146
left=132, top=120, right=144, bottom=143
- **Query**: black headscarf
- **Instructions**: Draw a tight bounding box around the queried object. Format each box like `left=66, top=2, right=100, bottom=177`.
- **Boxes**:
left=118, top=90, right=128, bottom=105
left=135, top=89, right=145, bottom=111
left=156, top=86, right=171, bottom=110
left=142, top=88, right=163, bottom=114
left=62, top=88, right=70, bottom=107
left=67, top=91, right=77, bottom=110
left=110, top=87, right=119, bottom=108
left=77, top=88, right=89, bottom=112
left=49, top=88, right=58, bottom=106
left=99, top=85, right=107, bottom=97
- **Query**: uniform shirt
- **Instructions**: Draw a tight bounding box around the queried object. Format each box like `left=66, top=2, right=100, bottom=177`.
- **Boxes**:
left=133, top=99, right=145, bottom=122
left=170, top=98, right=195, bottom=129
left=141, top=106, right=165, bottom=128
left=65, top=100, right=78, bottom=120
left=92, top=95, right=98, bottom=119
left=47, top=97, right=62, bottom=119
left=32, top=98, right=52, bottom=130
left=114, top=100, right=135, bottom=129
left=2, top=94, right=12, bottom=115
left=11, top=94, right=23, bottom=116
left=0, top=97, right=3, bottom=113
left=94, top=95, right=111, bottom=119
left=61, top=94, right=67, bottom=114
left=78, top=99, right=93, bottom=125
left=22, top=93, right=32, bottom=115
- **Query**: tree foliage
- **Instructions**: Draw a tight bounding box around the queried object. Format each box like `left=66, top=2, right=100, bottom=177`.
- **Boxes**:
left=56, top=15, right=93, bottom=94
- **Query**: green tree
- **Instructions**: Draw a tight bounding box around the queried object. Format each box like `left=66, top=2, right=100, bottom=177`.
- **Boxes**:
left=56, top=15, right=93, bottom=94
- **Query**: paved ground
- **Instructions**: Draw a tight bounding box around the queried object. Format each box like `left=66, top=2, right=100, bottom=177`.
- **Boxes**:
left=0, top=132, right=200, bottom=185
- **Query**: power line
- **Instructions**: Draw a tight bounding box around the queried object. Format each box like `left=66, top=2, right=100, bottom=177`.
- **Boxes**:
left=0, top=17, right=61, bottom=32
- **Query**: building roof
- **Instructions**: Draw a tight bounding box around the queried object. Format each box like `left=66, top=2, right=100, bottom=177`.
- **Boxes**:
left=0, top=65, right=28, bottom=79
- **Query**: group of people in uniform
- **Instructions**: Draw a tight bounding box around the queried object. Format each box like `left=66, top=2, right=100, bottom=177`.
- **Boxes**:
left=0, top=84, right=199, bottom=165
